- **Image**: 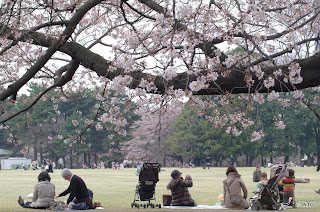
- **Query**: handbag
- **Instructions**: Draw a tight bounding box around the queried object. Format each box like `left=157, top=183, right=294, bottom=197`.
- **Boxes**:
left=226, top=184, right=242, bottom=205
left=163, top=194, right=172, bottom=206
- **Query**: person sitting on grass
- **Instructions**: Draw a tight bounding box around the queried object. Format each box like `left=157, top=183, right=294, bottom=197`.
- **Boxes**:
left=253, top=165, right=262, bottom=182
left=18, top=171, right=55, bottom=209
left=279, top=169, right=295, bottom=209
left=55, top=168, right=92, bottom=208
left=166, top=169, right=197, bottom=206
left=223, top=166, right=249, bottom=209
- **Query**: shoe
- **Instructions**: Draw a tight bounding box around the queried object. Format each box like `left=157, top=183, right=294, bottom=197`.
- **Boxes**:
left=278, top=204, right=284, bottom=211
left=307, top=178, right=310, bottom=183
left=315, top=190, right=320, bottom=194
left=18, top=196, right=24, bottom=206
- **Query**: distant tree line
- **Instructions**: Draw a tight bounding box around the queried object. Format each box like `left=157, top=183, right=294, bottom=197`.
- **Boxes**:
left=0, top=83, right=139, bottom=168
left=1, top=83, right=319, bottom=168
left=167, top=88, right=320, bottom=166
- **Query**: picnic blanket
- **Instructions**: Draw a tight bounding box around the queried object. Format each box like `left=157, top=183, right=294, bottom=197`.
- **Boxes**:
left=163, top=204, right=227, bottom=210
left=52, top=207, right=104, bottom=210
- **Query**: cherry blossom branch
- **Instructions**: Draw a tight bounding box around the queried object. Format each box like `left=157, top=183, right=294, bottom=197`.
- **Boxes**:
left=0, top=59, right=80, bottom=123
left=0, top=0, right=104, bottom=102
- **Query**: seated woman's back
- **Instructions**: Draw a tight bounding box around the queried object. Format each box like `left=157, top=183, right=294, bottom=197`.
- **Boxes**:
left=223, top=166, right=249, bottom=209
left=30, top=172, right=55, bottom=208
left=32, top=180, right=55, bottom=206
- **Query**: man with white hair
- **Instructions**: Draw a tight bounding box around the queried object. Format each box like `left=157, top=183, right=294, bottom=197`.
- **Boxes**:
left=55, top=168, right=91, bottom=208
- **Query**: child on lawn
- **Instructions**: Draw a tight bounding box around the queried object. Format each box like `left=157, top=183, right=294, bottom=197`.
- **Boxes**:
left=257, top=172, right=268, bottom=191
left=279, top=169, right=295, bottom=210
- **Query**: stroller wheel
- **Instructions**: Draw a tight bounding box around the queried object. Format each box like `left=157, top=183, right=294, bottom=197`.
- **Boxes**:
left=158, top=204, right=161, bottom=208
left=131, top=203, right=134, bottom=208
left=143, top=204, right=146, bottom=208
left=151, top=203, right=155, bottom=208
left=251, top=203, right=260, bottom=211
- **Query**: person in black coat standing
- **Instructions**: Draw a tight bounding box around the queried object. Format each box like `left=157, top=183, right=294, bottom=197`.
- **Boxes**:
left=166, top=170, right=197, bottom=206
left=55, top=168, right=92, bottom=207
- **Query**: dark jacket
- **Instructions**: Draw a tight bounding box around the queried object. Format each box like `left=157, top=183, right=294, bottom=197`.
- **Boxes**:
left=59, top=175, right=89, bottom=204
left=166, top=176, right=196, bottom=206
left=253, top=169, right=261, bottom=182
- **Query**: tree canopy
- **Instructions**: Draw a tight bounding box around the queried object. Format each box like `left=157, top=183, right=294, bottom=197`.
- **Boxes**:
left=1, top=0, right=320, bottom=142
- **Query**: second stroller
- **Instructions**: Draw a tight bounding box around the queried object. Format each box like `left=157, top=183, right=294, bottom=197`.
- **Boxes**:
left=131, top=162, right=161, bottom=209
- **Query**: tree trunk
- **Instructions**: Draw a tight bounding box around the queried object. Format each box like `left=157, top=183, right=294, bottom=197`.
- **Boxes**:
left=70, top=148, right=73, bottom=169
left=162, top=152, right=166, bottom=167
left=39, top=143, right=43, bottom=164
left=248, top=156, right=255, bottom=167
left=76, top=151, right=79, bottom=169
left=84, top=153, right=87, bottom=167
left=33, top=140, right=37, bottom=161
left=88, top=153, right=91, bottom=167
left=316, top=136, right=320, bottom=165
left=284, top=156, right=289, bottom=164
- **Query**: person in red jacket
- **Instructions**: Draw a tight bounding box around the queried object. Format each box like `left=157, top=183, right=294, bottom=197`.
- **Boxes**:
left=279, top=169, right=295, bottom=204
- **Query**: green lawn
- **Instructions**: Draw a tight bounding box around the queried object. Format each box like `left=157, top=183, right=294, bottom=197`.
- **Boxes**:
left=1, top=167, right=319, bottom=211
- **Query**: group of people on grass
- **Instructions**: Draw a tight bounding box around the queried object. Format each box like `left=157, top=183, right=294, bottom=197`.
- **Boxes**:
left=167, top=166, right=296, bottom=210
left=17, top=165, right=299, bottom=210
left=18, top=168, right=93, bottom=210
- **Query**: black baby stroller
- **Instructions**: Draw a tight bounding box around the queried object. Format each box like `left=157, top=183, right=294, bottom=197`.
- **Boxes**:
left=251, top=164, right=288, bottom=210
left=131, top=162, right=161, bottom=209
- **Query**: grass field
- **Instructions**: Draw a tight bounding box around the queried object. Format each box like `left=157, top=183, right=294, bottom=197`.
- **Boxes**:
left=1, top=166, right=319, bottom=212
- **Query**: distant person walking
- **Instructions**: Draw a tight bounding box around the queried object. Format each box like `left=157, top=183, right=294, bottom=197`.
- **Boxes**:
left=58, top=158, right=64, bottom=169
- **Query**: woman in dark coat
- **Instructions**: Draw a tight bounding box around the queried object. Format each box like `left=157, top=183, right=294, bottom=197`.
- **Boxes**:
left=166, top=170, right=196, bottom=206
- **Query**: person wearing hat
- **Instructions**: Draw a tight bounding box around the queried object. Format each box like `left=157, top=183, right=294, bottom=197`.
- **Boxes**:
left=55, top=168, right=92, bottom=208
left=166, top=169, right=197, bottom=206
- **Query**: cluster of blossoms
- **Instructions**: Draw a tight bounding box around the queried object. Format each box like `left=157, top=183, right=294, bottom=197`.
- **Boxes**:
left=263, top=77, right=275, bottom=89
left=163, top=67, right=178, bottom=81
left=252, top=93, right=265, bottom=104
left=250, top=66, right=264, bottom=80
left=139, top=79, right=157, bottom=92
left=251, top=130, right=265, bottom=142
left=72, top=120, right=79, bottom=127
left=292, top=90, right=304, bottom=99
left=267, top=91, right=280, bottom=101
left=275, top=121, right=286, bottom=130
left=273, top=114, right=286, bottom=129
left=287, top=62, right=303, bottom=85
left=189, top=77, right=208, bottom=92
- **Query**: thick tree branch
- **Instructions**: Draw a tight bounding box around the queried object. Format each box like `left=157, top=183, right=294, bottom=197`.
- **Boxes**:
left=0, top=0, right=104, bottom=102
left=2, top=23, right=320, bottom=96
left=0, top=59, right=80, bottom=123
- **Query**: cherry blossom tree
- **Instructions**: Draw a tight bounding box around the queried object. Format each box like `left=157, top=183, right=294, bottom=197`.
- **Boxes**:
left=1, top=0, right=320, bottom=141
left=122, top=106, right=182, bottom=166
